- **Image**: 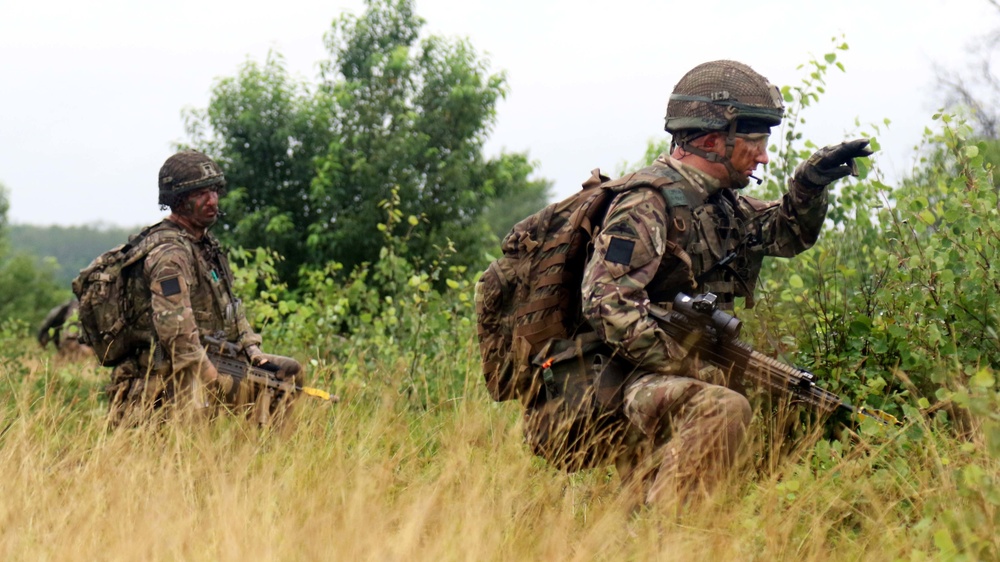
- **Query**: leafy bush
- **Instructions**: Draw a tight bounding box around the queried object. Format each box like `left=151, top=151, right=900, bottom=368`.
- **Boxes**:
left=231, top=187, right=477, bottom=407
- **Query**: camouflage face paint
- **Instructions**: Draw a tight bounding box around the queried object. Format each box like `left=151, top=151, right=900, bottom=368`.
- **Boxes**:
left=180, top=187, right=220, bottom=230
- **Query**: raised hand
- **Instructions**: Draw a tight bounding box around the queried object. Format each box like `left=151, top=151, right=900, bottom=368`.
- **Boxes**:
left=794, top=138, right=874, bottom=189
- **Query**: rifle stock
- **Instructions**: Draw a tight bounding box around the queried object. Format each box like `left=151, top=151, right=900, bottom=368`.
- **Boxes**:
left=202, top=336, right=336, bottom=402
left=648, top=293, right=899, bottom=426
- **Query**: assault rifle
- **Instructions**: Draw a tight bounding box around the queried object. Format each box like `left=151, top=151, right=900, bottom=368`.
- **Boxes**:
left=649, top=293, right=899, bottom=426
left=202, top=335, right=336, bottom=402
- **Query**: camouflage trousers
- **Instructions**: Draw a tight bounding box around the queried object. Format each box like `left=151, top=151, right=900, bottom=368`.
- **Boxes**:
left=616, top=372, right=752, bottom=508
left=522, top=347, right=752, bottom=508
left=106, top=353, right=304, bottom=429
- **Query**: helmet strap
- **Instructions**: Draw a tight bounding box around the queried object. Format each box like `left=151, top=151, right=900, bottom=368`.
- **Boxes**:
left=675, top=121, right=750, bottom=189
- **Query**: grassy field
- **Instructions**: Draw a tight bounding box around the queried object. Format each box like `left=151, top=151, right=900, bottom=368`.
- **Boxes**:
left=1, top=339, right=997, bottom=562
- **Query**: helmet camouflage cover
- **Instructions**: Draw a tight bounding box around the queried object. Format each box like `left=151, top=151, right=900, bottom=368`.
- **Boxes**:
left=158, top=150, right=226, bottom=207
left=664, top=60, right=784, bottom=134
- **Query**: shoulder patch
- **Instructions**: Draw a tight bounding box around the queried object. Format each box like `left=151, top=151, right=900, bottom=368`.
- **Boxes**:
left=605, top=237, right=635, bottom=265
left=161, top=276, right=182, bottom=297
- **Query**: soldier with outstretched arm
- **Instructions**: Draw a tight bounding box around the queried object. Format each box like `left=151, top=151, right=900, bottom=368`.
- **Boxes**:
left=531, top=60, right=873, bottom=508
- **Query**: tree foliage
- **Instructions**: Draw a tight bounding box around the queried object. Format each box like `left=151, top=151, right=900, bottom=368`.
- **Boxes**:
left=720, top=46, right=1000, bottom=442
left=0, top=183, right=66, bottom=325
left=184, top=52, right=335, bottom=285
left=185, top=0, right=549, bottom=285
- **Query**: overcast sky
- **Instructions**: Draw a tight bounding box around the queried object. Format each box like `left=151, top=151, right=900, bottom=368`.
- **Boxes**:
left=1, top=0, right=997, bottom=228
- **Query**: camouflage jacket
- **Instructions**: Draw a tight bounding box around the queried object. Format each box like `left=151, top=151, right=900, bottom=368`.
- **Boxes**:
left=131, top=219, right=260, bottom=377
left=580, top=153, right=828, bottom=374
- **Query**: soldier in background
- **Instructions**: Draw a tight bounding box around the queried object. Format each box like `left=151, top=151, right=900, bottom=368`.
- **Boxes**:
left=529, top=60, right=873, bottom=509
left=105, top=150, right=304, bottom=427
left=37, top=297, right=91, bottom=360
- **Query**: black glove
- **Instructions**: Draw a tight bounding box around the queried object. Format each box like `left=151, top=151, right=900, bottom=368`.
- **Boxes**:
left=793, top=138, right=874, bottom=189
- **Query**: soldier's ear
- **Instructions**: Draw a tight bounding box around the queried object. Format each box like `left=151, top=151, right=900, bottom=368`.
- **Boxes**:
left=688, top=132, right=720, bottom=150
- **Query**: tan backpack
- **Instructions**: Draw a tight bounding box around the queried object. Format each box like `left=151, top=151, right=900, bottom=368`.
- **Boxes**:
left=71, top=222, right=179, bottom=366
left=475, top=169, right=692, bottom=403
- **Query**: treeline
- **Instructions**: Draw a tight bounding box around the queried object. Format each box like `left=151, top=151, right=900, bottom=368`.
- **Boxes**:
left=8, top=223, right=137, bottom=286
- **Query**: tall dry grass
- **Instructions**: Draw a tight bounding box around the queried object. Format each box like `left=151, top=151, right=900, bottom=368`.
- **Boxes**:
left=1, top=343, right=997, bottom=562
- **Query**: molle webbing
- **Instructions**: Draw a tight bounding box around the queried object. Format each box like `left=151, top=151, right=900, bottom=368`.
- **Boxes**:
left=512, top=171, right=683, bottom=352
left=512, top=185, right=609, bottom=351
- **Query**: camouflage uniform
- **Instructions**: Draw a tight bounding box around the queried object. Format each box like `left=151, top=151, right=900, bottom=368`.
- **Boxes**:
left=107, top=219, right=303, bottom=426
left=511, top=60, right=870, bottom=507
left=579, top=153, right=828, bottom=505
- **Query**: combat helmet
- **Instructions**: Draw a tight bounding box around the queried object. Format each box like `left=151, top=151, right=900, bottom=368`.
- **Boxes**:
left=664, top=60, right=784, bottom=187
left=158, top=150, right=226, bottom=207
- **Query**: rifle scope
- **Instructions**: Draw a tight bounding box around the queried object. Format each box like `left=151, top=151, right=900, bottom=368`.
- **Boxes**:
left=673, top=292, right=742, bottom=341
